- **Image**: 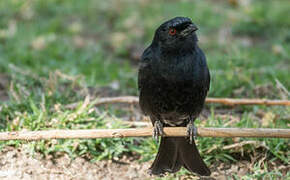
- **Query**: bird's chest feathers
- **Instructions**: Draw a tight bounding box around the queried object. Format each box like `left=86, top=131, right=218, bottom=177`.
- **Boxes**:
left=154, top=54, right=199, bottom=83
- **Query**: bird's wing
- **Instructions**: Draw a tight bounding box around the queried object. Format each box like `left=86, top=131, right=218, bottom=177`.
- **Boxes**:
left=138, top=47, right=153, bottom=90
left=198, top=47, right=211, bottom=92
left=138, top=47, right=157, bottom=116
left=205, top=66, right=210, bottom=92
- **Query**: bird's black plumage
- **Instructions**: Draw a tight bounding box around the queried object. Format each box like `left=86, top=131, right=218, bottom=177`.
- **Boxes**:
left=138, top=17, right=211, bottom=176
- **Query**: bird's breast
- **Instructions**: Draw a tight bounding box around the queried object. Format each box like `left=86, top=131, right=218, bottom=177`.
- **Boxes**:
left=139, top=51, right=208, bottom=122
left=156, top=59, right=195, bottom=82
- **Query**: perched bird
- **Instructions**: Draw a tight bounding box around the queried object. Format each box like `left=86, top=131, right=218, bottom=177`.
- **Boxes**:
left=138, top=17, right=211, bottom=176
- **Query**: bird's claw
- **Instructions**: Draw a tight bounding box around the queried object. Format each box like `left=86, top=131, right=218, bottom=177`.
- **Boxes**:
left=187, top=122, right=197, bottom=144
left=153, top=120, right=163, bottom=143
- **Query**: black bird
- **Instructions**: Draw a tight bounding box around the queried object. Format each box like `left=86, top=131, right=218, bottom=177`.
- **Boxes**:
left=138, top=17, right=211, bottom=176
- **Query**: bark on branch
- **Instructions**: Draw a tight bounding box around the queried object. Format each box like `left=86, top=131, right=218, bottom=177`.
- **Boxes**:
left=65, top=96, right=290, bottom=109
left=0, top=127, right=289, bottom=141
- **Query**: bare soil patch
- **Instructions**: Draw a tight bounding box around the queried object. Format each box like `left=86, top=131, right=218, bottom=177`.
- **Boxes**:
left=0, top=146, right=151, bottom=180
left=1, top=146, right=287, bottom=180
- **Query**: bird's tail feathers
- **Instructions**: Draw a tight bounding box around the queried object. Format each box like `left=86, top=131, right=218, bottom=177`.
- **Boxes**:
left=149, top=137, right=210, bottom=176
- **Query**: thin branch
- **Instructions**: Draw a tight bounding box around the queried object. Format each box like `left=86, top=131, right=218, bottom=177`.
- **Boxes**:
left=0, top=127, right=289, bottom=141
left=65, top=96, right=290, bottom=109
left=222, top=140, right=267, bottom=150
left=205, top=97, right=290, bottom=106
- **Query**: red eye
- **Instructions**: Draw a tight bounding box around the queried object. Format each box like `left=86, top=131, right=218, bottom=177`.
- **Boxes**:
left=169, top=28, right=177, bottom=35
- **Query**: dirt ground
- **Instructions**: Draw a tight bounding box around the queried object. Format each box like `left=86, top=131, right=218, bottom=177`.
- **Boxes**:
left=1, top=146, right=289, bottom=180
left=0, top=146, right=153, bottom=180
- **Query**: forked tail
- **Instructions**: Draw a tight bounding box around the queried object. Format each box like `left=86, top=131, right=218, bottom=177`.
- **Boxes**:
left=149, top=137, right=210, bottom=176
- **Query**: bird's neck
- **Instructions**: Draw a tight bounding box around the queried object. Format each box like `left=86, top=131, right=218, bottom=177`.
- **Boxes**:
left=159, top=42, right=198, bottom=57
left=158, top=35, right=199, bottom=56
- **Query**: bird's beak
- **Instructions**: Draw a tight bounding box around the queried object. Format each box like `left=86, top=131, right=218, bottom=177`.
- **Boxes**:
left=180, top=24, right=198, bottom=37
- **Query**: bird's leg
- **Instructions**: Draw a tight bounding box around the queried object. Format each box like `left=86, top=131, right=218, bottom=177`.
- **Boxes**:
left=153, top=120, right=164, bottom=143
left=187, top=115, right=197, bottom=144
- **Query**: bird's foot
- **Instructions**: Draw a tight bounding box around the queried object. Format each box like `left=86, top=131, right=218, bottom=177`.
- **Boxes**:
left=153, top=120, right=164, bottom=143
left=187, top=121, right=197, bottom=144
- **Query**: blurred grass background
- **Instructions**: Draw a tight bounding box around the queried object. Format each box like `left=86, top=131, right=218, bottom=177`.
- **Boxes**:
left=0, top=0, right=289, bottom=179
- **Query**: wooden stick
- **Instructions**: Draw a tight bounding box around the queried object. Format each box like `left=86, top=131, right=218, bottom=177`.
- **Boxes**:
left=65, top=96, right=290, bottom=109
left=0, top=128, right=289, bottom=141
left=205, top=97, right=290, bottom=106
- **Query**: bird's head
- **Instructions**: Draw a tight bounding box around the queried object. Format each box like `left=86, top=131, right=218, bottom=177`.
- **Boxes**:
left=152, top=17, right=199, bottom=52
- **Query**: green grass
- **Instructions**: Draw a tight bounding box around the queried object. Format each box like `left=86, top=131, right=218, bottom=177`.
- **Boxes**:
left=0, top=0, right=289, bottom=179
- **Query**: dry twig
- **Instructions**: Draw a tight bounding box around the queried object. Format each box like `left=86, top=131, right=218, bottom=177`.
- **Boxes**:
left=222, top=140, right=267, bottom=150
left=0, top=127, right=289, bottom=141
left=65, top=96, right=290, bottom=109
